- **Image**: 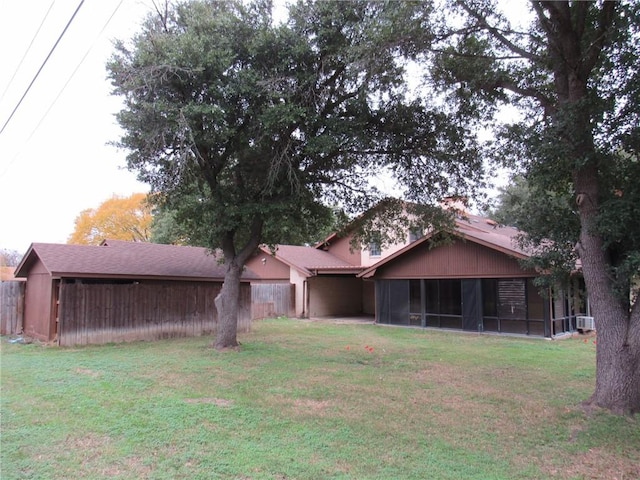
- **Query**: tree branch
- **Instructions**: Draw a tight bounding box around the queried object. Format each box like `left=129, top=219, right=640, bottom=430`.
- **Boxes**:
left=485, top=79, right=556, bottom=114
left=580, top=1, right=617, bottom=78
left=457, top=0, right=544, bottom=63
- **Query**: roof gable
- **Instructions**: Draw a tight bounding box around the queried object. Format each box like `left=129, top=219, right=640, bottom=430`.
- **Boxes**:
left=358, top=214, right=531, bottom=278
left=260, top=244, right=362, bottom=277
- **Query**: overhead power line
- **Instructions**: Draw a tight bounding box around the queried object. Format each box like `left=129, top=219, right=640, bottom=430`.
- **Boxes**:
left=18, top=0, right=126, bottom=149
left=0, top=0, right=86, bottom=137
left=0, top=0, right=126, bottom=180
left=0, top=0, right=56, bottom=104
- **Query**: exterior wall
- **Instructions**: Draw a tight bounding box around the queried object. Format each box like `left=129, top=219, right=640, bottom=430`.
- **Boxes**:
left=321, top=234, right=361, bottom=265
left=361, top=236, right=410, bottom=267
left=362, top=280, right=375, bottom=315
left=246, top=252, right=290, bottom=280
left=322, top=230, right=416, bottom=267
left=374, top=239, right=534, bottom=279
left=290, top=269, right=308, bottom=317
left=22, top=259, right=55, bottom=342
left=58, top=280, right=252, bottom=346
left=308, top=275, right=363, bottom=317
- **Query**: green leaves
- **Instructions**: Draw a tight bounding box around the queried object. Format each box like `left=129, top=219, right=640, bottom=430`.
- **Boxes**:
left=109, top=0, right=490, bottom=258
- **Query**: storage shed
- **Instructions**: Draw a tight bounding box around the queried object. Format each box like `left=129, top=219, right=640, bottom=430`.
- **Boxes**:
left=14, top=241, right=256, bottom=346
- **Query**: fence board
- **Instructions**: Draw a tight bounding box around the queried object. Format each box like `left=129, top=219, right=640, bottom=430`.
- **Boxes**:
left=0, top=281, right=24, bottom=335
left=251, top=283, right=294, bottom=319
left=58, top=281, right=250, bottom=346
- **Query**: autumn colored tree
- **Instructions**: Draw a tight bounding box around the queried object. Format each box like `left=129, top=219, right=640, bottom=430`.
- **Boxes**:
left=68, top=193, right=152, bottom=245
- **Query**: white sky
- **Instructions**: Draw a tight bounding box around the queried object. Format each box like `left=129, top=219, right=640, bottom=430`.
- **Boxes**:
left=0, top=0, right=155, bottom=254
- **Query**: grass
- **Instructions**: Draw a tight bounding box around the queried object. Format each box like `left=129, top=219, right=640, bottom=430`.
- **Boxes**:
left=1, top=318, right=638, bottom=480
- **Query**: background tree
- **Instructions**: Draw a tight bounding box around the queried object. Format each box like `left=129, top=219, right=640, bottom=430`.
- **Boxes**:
left=405, top=0, right=640, bottom=414
left=0, top=249, right=23, bottom=267
left=108, top=0, right=483, bottom=350
left=68, top=193, right=152, bottom=245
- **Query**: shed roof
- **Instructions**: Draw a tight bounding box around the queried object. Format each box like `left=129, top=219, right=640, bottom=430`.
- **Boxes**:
left=14, top=241, right=257, bottom=281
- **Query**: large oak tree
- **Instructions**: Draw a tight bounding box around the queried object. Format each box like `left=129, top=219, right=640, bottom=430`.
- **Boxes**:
left=410, top=0, right=639, bottom=414
left=108, top=0, right=482, bottom=350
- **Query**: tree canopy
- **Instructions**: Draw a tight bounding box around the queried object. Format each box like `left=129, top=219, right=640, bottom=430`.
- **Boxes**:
left=108, top=0, right=484, bottom=349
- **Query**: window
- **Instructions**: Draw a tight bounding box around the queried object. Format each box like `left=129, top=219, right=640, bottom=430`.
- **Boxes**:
left=369, top=241, right=381, bottom=257
left=408, top=228, right=422, bottom=243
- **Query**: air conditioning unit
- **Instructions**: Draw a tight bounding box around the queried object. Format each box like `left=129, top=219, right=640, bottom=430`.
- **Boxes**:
left=576, top=316, right=596, bottom=331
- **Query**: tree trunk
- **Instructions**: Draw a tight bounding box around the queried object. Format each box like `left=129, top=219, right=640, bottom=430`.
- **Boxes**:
left=574, top=166, right=640, bottom=415
left=547, top=2, right=640, bottom=414
left=212, top=217, right=263, bottom=350
left=213, top=258, right=243, bottom=350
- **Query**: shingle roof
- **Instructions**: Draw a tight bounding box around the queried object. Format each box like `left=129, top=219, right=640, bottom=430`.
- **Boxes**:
left=262, top=244, right=361, bottom=276
left=14, top=241, right=257, bottom=281
left=454, top=214, right=529, bottom=258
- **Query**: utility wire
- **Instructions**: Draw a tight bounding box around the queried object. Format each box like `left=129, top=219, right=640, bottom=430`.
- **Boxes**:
left=0, top=0, right=85, bottom=136
left=0, top=0, right=125, bottom=180
left=24, top=0, right=125, bottom=138
left=0, top=0, right=57, bottom=103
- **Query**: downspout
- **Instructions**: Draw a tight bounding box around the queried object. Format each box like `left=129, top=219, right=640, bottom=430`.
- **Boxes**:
left=305, top=279, right=310, bottom=318
left=301, top=280, right=307, bottom=318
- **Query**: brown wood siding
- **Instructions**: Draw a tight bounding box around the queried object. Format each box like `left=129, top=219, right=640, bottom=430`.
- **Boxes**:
left=375, top=239, right=533, bottom=279
left=23, top=269, right=55, bottom=342
left=308, top=276, right=362, bottom=317
left=251, top=283, right=295, bottom=319
left=323, top=234, right=361, bottom=265
left=57, top=281, right=251, bottom=346
left=0, top=281, right=24, bottom=335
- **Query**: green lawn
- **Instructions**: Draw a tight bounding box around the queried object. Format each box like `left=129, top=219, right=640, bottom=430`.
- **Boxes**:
left=1, top=318, right=638, bottom=479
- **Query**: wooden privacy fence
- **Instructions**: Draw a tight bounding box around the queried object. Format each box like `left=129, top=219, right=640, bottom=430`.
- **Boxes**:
left=1, top=281, right=24, bottom=335
left=58, top=281, right=252, bottom=347
left=251, top=283, right=294, bottom=319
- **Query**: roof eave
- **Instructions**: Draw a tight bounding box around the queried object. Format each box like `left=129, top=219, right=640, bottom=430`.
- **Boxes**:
left=51, top=272, right=252, bottom=282
left=311, top=267, right=364, bottom=275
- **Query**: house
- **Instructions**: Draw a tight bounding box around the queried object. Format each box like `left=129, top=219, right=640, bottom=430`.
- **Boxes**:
left=14, top=241, right=256, bottom=346
left=247, top=244, right=366, bottom=318
left=247, top=209, right=585, bottom=338
left=360, top=215, right=556, bottom=336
